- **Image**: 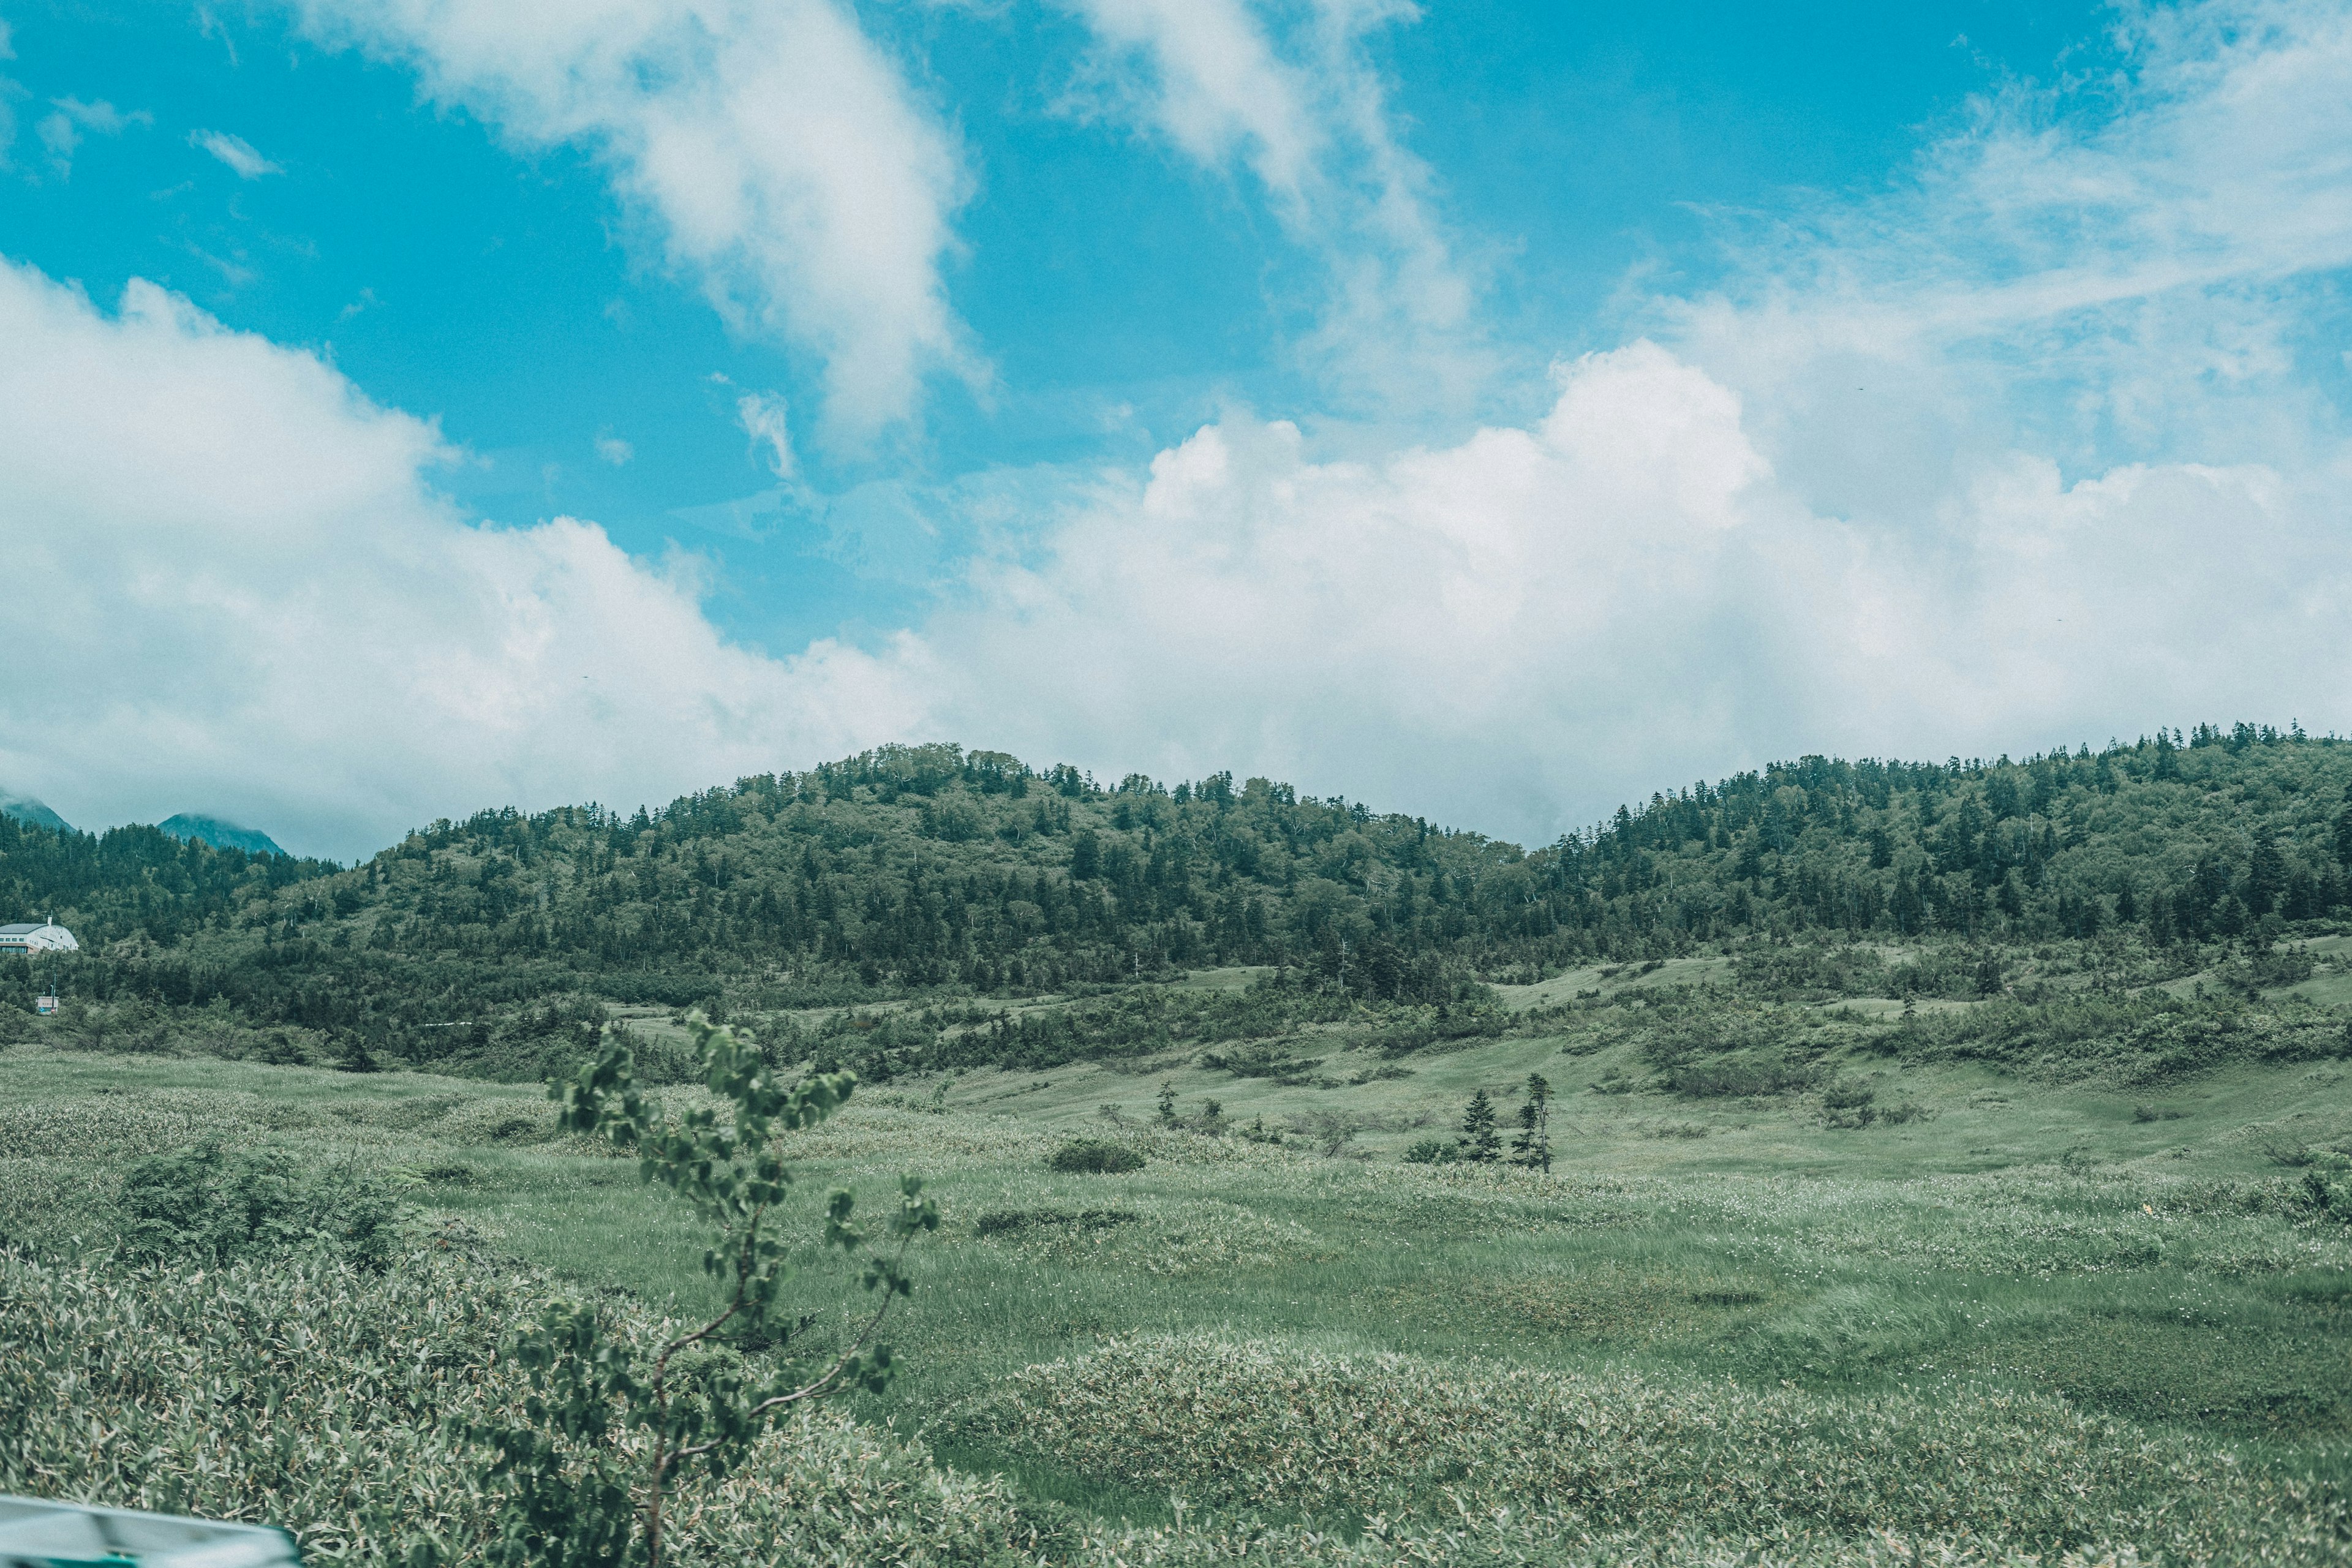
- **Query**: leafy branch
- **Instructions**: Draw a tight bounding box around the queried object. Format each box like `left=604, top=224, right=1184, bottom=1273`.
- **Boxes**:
left=461, top=1012, right=938, bottom=1568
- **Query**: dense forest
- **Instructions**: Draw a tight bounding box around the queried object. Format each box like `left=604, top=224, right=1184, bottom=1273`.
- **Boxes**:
left=4, top=725, right=2348, bottom=1077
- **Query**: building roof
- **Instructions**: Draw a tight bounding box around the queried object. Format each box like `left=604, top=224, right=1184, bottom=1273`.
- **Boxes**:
left=0, top=921, right=78, bottom=950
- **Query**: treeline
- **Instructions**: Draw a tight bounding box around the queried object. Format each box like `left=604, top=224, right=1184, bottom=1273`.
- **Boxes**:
left=6, top=728, right=2350, bottom=1072
left=1538, top=724, right=2352, bottom=956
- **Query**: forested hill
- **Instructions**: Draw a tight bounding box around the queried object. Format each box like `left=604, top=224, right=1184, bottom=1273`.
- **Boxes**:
left=3, top=727, right=2349, bottom=1072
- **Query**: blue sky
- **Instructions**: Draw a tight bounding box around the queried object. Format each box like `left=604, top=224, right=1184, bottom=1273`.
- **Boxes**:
left=2, top=0, right=2348, bottom=858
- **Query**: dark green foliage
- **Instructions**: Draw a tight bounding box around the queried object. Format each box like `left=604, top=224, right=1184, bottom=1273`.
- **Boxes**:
left=1510, top=1074, right=1552, bottom=1173
left=1047, top=1140, right=1147, bottom=1174
left=9, top=727, right=2352, bottom=1084
left=1659, top=1058, right=1821, bottom=1098
left=1457, top=1090, right=1500, bottom=1163
left=117, top=1141, right=398, bottom=1272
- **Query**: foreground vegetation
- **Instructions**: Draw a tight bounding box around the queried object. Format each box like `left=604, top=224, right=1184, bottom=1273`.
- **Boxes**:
left=6, top=995, right=2350, bottom=1564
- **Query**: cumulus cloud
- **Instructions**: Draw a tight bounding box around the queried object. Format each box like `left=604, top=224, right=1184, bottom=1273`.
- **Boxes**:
left=0, top=258, right=923, bottom=860
left=290, top=0, right=974, bottom=444
left=907, top=0, right=2352, bottom=840
left=191, top=129, right=281, bottom=178
left=918, top=340, right=2347, bottom=843
left=12, top=0, right=2348, bottom=858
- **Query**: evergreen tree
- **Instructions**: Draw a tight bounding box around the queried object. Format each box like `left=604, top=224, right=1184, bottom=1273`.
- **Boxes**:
left=2248, top=827, right=2286, bottom=916
left=1156, top=1080, right=1179, bottom=1126
left=1457, top=1089, right=1500, bottom=1163
left=1509, top=1073, right=1551, bottom=1173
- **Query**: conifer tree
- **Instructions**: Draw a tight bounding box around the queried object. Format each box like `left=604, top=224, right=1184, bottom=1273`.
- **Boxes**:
left=1509, top=1073, right=1551, bottom=1172
left=1458, top=1088, right=1500, bottom=1163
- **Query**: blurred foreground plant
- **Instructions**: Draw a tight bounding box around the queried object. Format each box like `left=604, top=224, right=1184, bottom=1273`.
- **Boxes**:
left=464, top=1013, right=937, bottom=1568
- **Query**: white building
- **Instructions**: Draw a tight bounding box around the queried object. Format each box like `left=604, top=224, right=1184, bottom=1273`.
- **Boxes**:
left=0, top=921, right=78, bottom=956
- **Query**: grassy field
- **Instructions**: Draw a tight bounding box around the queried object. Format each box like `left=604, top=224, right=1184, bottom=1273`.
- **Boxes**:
left=6, top=992, right=2351, bottom=1564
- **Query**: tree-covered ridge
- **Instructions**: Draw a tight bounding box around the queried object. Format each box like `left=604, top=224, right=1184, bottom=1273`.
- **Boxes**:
left=0, top=811, right=331, bottom=943
left=5, top=727, right=2350, bottom=1074
left=287, top=741, right=1537, bottom=995
left=268, top=725, right=2352, bottom=988
left=1547, top=723, right=2352, bottom=953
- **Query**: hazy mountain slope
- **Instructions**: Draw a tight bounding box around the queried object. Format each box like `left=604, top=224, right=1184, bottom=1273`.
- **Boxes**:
left=0, top=789, right=72, bottom=834
left=159, top=813, right=288, bottom=858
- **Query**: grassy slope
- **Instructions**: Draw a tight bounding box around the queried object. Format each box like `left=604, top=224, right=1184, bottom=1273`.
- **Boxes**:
left=9, top=984, right=2350, bottom=1537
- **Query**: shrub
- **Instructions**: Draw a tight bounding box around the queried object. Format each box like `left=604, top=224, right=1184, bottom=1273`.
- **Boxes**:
left=472, top=1011, right=940, bottom=1568
left=117, top=1140, right=399, bottom=1272
left=1660, top=1057, right=1819, bottom=1097
left=1047, top=1139, right=1145, bottom=1174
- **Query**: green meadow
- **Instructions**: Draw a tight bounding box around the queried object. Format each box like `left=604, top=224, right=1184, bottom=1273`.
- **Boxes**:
left=7, top=960, right=2350, bottom=1566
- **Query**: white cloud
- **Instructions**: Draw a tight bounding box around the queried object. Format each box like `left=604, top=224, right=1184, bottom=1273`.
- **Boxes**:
left=914, top=339, right=2348, bottom=843
left=191, top=129, right=282, bottom=178
left=12, top=0, right=2348, bottom=858
left=0, top=257, right=920, bottom=859
left=734, top=390, right=796, bottom=480
left=595, top=433, right=635, bottom=466
left=291, top=0, right=975, bottom=444
left=901, top=0, right=2352, bottom=840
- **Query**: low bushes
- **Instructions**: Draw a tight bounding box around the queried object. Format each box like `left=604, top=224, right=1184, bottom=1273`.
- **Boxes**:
left=0, top=1246, right=1041, bottom=1568
left=945, top=1335, right=2346, bottom=1553
left=118, top=1141, right=399, bottom=1272
left=1047, top=1139, right=1145, bottom=1174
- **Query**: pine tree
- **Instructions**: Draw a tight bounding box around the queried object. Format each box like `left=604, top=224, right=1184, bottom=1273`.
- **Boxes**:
left=1156, top=1080, right=1178, bottom=1126
left=1457, top=1089, right=1500, bottom=1163
left=1509, top=1073, right=1551, bottom=1172
left=2248, top=827, right=2286, bottom=916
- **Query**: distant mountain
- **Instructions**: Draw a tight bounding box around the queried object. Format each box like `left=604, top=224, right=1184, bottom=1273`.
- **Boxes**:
left=159, top=813, right=286, bottom=858
left=0, top=790, right=73, bottom=834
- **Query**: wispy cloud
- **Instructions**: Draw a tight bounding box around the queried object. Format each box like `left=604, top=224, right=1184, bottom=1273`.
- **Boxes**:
left=595, top=434, right=635, bottom=466
left=191, top=129, right=281, bottom=178
left=293, top=0, right=978, bottom=448
left=1057, top=0, right=1488, bottom=419
left=36, top=96, right=150, bottom=173
left=734, top=391, right=796, bottom=481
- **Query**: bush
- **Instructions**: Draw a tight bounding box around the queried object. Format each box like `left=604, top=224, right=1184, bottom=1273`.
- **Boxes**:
left=0, top=1247, right=1036, bottom=1568
left=1660, top=1057, right=1819, bottom=1098
left=1047, top=1139, right=1145, bottom=1174
left=117, top=1140, right=399, bottom=1272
